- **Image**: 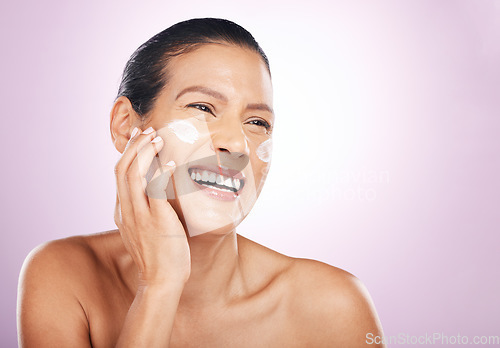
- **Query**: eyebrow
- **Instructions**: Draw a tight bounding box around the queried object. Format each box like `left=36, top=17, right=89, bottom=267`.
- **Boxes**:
left=246, top=103, right=274, bottom=115
left=175, top=86, right=228, bottom=102
left=175, top=85, right=274, bottom=115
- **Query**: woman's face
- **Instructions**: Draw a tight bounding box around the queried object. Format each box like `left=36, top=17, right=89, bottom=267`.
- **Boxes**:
left=143, top=44, right=273, bottom=237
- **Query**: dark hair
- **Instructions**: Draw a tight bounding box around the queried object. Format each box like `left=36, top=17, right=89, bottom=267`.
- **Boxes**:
left=116, top=18, right=270, bottom=120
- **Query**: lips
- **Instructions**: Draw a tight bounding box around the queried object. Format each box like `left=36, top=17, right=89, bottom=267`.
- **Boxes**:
left=188, top=165, right=245, bottom=196
left=144, top=152, right=250, bottom=202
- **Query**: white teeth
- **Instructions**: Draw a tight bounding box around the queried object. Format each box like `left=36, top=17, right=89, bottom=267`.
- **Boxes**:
left=233, top=178, right=241, bottom=190
left=208, top=172, right=216, bottom=183
left=190, top=169, right=243, bottom=192
left=201, top=170, right=209, bottom=182
left=216, top=175, right=224, bottom=185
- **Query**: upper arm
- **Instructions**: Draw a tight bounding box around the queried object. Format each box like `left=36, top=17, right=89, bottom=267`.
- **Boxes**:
left=324, top=273, right=385, bottom=347
left=17, top=241, right=92, bottom=348
left=290, top=259, right=385, bottom=347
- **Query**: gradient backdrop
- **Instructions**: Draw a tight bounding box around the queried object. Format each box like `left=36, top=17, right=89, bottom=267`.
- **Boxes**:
left=1, top=0, right=499, bottom=346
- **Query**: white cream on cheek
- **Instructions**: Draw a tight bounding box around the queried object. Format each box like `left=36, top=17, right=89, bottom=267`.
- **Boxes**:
left=256, top=138, right=272, bottom=162
left=167, top=120, right=199, bottom=144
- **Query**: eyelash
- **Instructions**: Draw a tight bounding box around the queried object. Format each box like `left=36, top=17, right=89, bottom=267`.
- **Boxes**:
left=187, top=103, right=271, bottom=130
left=248, top=119, right=271, bottom=130
left=187, top=103, right=213, bottom=114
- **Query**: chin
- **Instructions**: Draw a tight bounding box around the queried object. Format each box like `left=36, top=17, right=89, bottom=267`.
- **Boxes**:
left=175, top=194, right=249, bottom=237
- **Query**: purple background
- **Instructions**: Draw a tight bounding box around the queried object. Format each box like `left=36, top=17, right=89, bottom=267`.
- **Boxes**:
left=1, top=0, right=499, bottom=346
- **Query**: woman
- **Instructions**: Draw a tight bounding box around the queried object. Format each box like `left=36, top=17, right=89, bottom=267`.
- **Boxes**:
left=18, top=18, right=385, bottom=347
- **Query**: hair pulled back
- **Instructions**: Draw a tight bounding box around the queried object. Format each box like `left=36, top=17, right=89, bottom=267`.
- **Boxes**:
left=117, top=18, right=270, bottom=119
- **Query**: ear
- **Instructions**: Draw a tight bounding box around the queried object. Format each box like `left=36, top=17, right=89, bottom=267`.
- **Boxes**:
left=110, top=96, right=141, bottom=153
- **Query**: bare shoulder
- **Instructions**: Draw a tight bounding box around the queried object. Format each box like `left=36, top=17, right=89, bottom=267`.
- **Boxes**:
left=20, top=231, right=118, bottom=285
left=234, top=236, right=384, bottom=346
left=19, top=230, right=124, bottom=305
left=284, top=258, right=385, bottom=347
left=18, top=231, right=120, bottom=347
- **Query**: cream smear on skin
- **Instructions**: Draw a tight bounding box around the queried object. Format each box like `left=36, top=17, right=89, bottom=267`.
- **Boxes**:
left=256, top=138, right=272, bottom=162
left=167, top=120, right=199, bottom=144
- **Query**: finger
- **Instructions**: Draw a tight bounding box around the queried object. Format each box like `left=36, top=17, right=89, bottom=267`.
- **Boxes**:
left=136, top=136, right=165, bottom=186
left=127, top=135, right=164, bottom=211
left=116, top=127, right=156, bottom=217
left=147, top=161, right=178, bottom=217
left=115, top=127, right=142, bottom=221
left=120, top=127, right=157, bottom=175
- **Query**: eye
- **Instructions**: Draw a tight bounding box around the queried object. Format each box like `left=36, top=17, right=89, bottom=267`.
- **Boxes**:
left=187, top=103, right=213, bottom=114
left=247, top=119, right=271, bottom=130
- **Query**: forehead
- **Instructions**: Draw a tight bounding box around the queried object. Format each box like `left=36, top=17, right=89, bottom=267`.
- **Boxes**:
left=165, top=43, right=273, bottom=104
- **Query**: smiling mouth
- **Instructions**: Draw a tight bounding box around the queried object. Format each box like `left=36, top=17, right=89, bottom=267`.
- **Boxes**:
left=188, top=167, right=245, bottom=194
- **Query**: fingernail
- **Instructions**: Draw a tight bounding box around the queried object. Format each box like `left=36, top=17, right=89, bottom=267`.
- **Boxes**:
left=165, top=160, right=175, bottom=166
left=151, top=136, right=163, bottom=143
left=130, top=127, right=139, bottom=138
left=142, top=127, right=155, bottom=134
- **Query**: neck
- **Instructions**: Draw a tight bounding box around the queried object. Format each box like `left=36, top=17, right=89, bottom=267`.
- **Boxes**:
left=178, top=231, right=245, bottom=310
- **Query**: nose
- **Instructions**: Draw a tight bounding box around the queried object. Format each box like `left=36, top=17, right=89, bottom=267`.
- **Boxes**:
left=209, top=116, right=249, bottom=157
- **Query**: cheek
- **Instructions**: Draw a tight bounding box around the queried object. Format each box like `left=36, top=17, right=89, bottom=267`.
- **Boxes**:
left=167, top=119, right=199, bottom=144
left=251, top=138, right=272, bottom=186
left=157, top=119, right=211, bottom=162
left=256, top=138, right=272, bottom=163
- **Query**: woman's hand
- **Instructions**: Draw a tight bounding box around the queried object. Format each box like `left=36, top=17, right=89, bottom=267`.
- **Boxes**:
left=114, top=127, right=191, bottom=288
